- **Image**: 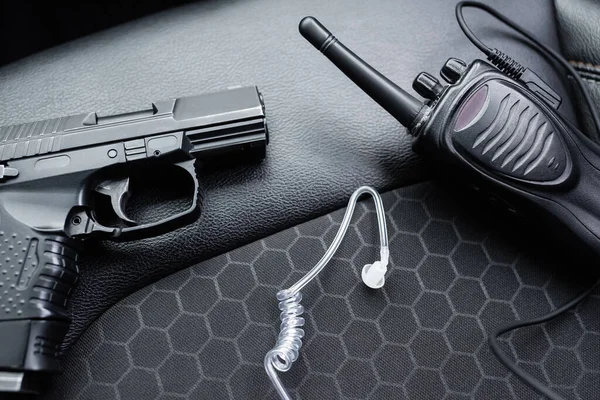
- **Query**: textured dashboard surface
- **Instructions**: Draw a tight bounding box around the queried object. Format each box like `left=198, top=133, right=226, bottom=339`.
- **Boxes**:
left=0, top=0, right=576, bottom=350
left=46, top=182, right=600, bottom=399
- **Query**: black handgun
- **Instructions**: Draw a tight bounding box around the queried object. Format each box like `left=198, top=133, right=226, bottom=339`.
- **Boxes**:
left=0, top=86, right=268, bottom=393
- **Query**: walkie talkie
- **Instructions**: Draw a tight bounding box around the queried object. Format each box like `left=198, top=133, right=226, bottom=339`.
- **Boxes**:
left=299, top=16, right=600, bottom=258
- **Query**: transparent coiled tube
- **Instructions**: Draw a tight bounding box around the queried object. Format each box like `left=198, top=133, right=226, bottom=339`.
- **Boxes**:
left=264, top=186, right=389, bottom=400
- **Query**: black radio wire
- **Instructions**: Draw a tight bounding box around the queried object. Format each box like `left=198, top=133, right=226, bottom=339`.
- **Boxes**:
left=455, top=2, right=600, bottom=399
left=456, top=1, right=600, bottom=143
left=489, top=280, right=600, bottom=400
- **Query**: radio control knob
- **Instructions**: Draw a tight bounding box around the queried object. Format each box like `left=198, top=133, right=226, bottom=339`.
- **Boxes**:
left=441, top=58, right=467, bottom=84
left=413, top=72, right=444, bottom=100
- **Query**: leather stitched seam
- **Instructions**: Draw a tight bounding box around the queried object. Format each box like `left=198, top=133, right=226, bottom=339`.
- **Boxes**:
left=570, top=60, right=600, bottom=70
left=582, top=77, right=600, bottom=86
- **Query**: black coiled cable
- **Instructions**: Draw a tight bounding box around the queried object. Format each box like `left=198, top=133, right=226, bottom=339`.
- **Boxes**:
left=487, top=49, right=526, bottom=79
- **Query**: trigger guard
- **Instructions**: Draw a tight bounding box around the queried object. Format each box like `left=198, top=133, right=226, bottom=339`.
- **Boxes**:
left=174, top=159, right=200, bottom=201
left=110, top=158, right=201, bottom=241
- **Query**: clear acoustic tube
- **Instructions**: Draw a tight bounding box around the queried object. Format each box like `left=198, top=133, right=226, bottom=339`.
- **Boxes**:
left=264, top=186, right=389, bottom=400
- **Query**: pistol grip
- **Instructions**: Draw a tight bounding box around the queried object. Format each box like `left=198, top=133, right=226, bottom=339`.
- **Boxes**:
left=0, top=206, right=79, bottom=394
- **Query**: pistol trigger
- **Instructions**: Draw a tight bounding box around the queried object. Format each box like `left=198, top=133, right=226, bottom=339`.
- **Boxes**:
left=95, top=178, right=136, bottom=225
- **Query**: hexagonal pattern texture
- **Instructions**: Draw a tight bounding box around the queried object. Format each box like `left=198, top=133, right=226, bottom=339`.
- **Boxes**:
left=47, top=183, right=599, bottom=399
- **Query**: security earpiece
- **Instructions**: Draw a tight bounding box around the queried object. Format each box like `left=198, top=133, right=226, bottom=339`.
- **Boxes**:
left=361, top=247, right=389, bottom=289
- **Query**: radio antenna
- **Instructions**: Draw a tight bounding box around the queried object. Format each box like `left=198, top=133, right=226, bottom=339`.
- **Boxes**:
left=299, top=16, right=423, bottom=128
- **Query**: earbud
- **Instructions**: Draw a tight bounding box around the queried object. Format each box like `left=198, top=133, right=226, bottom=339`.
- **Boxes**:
left=361, top=261, right=387, bottom=289
left=362, top=247, right=389, bottom=289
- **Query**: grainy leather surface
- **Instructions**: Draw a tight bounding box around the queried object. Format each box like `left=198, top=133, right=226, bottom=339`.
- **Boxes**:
left=555, top=0, right=600, bottom=66
left=570, top=64, right=600, bottom=139
left=555, top=0, right=600, bottom=137
left=0, top=0, right=576, bottom=352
